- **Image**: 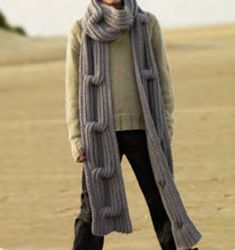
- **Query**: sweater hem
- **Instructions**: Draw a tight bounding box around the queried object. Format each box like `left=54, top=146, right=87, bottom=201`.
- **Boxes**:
left=113, top=113, right=145, bottom=131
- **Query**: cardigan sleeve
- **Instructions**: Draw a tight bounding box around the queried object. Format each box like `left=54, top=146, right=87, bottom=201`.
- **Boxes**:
left=65, top=20, right=84, bottom=163
left=148, top=13, right=175, bottom=142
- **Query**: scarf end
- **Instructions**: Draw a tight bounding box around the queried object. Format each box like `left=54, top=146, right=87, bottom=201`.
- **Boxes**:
left=172, top=220, right=202, bottom=250
left=91, top=211, right=133, bottom=236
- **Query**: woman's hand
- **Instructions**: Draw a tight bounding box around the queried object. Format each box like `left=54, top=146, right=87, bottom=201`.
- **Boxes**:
left=76, top=153, right=86, bottom=163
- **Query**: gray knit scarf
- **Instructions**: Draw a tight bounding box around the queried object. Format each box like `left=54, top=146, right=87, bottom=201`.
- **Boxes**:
left=78, top=0, right=201, bottom=249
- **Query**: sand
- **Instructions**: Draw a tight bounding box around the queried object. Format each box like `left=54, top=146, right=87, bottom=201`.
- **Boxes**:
left=0, top=23, right=234, bottom=250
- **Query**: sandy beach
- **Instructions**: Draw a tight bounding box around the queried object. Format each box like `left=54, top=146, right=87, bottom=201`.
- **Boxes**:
left=0, top=23, right=234, bottom=250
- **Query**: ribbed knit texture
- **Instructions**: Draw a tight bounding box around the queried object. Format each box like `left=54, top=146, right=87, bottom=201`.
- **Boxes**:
left=65, top=11, right=176, bottom=162
left=67, top=0, right=202, bottom=249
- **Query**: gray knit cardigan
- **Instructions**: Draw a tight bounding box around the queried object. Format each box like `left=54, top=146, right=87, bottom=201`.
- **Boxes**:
left=76, top=0, right=202, bottom=249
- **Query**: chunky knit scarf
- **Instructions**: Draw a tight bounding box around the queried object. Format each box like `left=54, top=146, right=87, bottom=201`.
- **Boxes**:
left=78, top=0, right=201, bottom=249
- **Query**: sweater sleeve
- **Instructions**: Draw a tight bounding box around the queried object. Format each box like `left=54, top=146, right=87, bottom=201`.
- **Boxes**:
left=65, top=20, right=84, bottom=163
left=148, top=13, right=175, bottom=142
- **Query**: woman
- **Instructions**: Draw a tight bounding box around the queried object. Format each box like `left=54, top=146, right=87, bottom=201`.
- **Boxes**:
left=65, top=0, right=201, bottom=249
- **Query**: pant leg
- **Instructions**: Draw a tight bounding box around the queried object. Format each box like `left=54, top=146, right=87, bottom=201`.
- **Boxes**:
left=120, top=129, right=177, bottom=250
left=72, top=168, right=104, bottom=250
left=72, top=132, right=124, bottom=250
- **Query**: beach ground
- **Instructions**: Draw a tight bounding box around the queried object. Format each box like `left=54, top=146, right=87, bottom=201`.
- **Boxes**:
left=0, top=24, right=234, bottom=250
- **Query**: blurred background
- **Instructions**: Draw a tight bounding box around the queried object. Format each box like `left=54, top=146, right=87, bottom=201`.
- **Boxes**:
left=0, top=0, right=234, bottom=249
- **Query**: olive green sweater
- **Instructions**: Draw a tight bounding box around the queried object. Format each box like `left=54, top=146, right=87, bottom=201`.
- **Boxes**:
left=65, top=11, right=175, bottom=162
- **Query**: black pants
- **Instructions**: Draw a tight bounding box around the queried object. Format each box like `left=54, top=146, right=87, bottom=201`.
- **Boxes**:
left=72, top=129, right=176, bottom=250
